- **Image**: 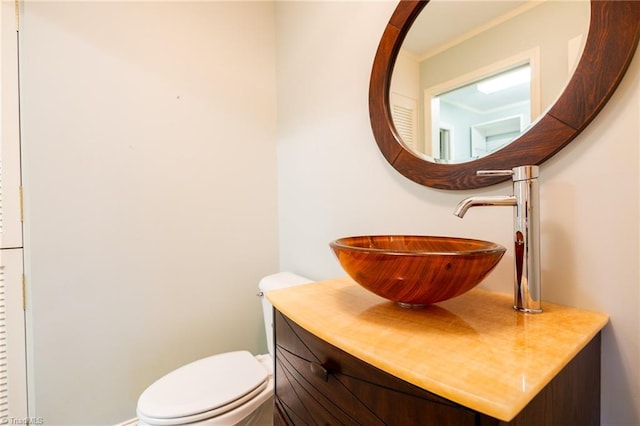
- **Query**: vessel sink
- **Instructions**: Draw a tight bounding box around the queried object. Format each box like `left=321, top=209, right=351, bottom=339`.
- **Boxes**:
left=330, top=235, right=506, bottom=308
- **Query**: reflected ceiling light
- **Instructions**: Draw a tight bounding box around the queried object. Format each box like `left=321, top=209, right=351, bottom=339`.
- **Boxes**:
left=477, top=66, right=531, bottom=94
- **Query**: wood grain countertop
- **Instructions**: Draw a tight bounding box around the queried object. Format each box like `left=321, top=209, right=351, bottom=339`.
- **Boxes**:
left=266, top=277, right=609, bottom=421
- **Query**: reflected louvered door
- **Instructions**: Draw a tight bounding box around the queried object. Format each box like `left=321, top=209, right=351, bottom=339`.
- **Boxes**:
left=0, top=0, right=28, bottom=419
left=389, top=92, right=417, bottom=151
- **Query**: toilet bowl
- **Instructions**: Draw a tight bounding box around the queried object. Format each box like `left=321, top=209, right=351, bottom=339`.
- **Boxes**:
left=127, top=272, right=313, bottom=426
left=136, top=351, right=274, bottom=426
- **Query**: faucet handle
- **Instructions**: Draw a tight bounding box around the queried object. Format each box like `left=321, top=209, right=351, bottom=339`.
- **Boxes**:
left=477, top=166, right=539, bottom=181
left=476, top=170, right=513, bottom=177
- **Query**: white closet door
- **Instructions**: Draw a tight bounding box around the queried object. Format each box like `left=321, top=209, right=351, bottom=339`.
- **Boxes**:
left=0, top=248, right=27, bottom=418
left=0, top=1, right=28, bottom=419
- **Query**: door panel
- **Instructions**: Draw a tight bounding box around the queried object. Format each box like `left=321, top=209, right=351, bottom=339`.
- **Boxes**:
left=0, top=248, right=27, bottom=418
left=1, top=0, right=22, bottom=250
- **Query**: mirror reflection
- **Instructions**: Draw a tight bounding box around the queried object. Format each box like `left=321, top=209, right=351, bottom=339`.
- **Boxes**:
left=390, top=0, right=590, bottom=164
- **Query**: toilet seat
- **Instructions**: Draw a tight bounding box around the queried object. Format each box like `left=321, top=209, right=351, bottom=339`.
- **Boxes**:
left=137, top=351, right=270, bottom=426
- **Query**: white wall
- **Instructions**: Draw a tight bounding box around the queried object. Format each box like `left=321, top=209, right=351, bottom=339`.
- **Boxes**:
left=276, top=2, right=640, bottom=425
left=20, top=2, right=278, bottom=424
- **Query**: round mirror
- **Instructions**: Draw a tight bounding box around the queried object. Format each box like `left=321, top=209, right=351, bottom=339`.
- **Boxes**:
left=370, top=0, right=640, bottom=190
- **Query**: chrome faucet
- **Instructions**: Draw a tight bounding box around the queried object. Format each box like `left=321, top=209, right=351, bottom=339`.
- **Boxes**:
left=454, top=165, right=542, bottom=313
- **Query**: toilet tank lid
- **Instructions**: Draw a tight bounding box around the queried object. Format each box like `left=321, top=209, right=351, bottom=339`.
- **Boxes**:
left=258, top=272, right=313, bottom=293
left=137, top=351, right=268, bottom=420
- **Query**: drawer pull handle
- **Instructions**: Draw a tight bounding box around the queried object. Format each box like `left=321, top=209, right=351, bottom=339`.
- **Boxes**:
left=310, top=361, right=329, bottom=381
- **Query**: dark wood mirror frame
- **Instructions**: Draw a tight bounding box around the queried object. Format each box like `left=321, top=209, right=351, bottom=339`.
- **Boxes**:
left=370, top=0, right=640, bottom=190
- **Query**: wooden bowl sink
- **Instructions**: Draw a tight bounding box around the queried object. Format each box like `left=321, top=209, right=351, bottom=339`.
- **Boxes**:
left=330, top=235, right=506, bottom=308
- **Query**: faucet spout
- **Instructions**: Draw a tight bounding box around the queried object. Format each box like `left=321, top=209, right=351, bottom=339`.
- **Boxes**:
left=454, top=166, right=542, bottom=313
left=454, top=195, right=517, bottom=218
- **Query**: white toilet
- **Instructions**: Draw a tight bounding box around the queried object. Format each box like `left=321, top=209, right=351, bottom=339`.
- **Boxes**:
left=129, top=272, right=313, bottom=426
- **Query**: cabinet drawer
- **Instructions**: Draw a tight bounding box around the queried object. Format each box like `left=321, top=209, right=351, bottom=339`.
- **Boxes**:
left=274, top=310, right=477, bottom=425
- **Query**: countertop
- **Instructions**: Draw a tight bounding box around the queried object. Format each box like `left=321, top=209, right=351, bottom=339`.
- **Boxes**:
left=266, top=277, right=609, bottom=421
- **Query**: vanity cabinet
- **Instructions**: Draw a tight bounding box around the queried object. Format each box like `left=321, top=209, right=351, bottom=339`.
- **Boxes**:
left=273, top=309, right=602, bottom=426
